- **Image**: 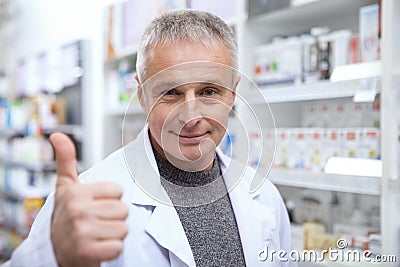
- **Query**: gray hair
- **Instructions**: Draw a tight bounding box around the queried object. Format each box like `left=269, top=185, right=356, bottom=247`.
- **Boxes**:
left=136, top=9, right=238, bottom=82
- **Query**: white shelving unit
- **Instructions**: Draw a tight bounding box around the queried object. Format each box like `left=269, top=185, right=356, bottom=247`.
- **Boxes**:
left=268, top=169, right=381, bottom=196
left=379, top=0, right=400, bottom=261
left=247, top=79, right=377, bottom=104
left=244, top=60, right=382, bottom=104
left=232, top=1, right=400, bottom=266
left=0, top=159, right=55, bottom=173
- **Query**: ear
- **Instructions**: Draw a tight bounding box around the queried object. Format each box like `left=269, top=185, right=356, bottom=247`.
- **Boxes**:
left=135, top=73, right=148, bottom=113
left=229, top=75, right=240, bottom=108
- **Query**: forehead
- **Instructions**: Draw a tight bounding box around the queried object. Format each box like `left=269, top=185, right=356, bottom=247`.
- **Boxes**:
left=145, top=40, right=232, bottom=80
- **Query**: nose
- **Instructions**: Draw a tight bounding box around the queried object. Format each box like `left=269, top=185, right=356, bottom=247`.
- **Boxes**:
left=178, top=93, right=202, bottom=128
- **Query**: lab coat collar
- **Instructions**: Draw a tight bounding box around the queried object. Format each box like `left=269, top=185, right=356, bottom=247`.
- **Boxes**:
left=123, top=125, right=168, bottom=207
left=124, top=126, right=195, bottom=266
left=125, top=126, right=275, bottom=267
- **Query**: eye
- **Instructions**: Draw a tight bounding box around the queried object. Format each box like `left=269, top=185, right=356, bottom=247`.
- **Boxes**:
left=202, top=88, right=217, bottom=96
left=164, top=89, right=178, bottom=96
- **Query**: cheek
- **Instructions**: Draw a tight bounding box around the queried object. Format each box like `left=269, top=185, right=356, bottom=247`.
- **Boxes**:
left=215, top=121, right=228, bottom=140
left=210, top=109, right=229, bottom=130
left=208, top=114, right=229, bottom=140
left=148, top=110, right=167, bottom=141
left=148, top=105, right=178, bottom=140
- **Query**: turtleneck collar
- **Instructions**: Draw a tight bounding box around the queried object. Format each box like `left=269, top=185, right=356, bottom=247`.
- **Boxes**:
left=153, top=148, right=221, bottom=187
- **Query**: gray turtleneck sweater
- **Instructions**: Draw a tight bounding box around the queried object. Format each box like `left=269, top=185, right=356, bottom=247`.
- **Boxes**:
left=154, top=151, right=246, bottom=267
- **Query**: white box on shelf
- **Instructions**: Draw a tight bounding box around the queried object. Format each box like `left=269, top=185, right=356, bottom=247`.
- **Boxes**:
left=359, top=4, right=380, bottom=62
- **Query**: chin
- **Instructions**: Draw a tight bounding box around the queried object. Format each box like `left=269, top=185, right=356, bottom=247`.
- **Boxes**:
left=180, top=149, right=203, bottom=162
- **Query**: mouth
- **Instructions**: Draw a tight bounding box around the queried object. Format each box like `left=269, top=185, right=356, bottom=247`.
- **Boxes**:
left=172, top=132, right=209, bottom=145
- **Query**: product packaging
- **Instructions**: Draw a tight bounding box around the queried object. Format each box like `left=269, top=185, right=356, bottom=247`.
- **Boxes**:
left=301, top=34, right=319, bottom=83
left=274, top=129, right=289, bottom=169
left=359, top=4, right=380, bottom=62
left=349, top=34, right=360, bottom=64
left=317, top=34, right=332, bottom=80
left=310, top=27, right=330, bottom=80
left=329, top=30, right=352, bottom=69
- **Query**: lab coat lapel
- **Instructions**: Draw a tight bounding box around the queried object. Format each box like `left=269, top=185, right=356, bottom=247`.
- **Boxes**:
left=125, top=128, right=195, bottom=267
left=222, top=155, right=277, bottom=267
left=144, top=202, right=195, bottom=267
left=124, top=128, right=169, bottom=207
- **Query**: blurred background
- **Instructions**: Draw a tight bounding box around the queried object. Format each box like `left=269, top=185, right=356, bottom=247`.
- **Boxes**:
left=0, top=0, right=399, bottom=266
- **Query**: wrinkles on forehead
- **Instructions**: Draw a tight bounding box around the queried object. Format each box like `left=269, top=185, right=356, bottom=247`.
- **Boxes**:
left=140, top=41, right=234, bottom=82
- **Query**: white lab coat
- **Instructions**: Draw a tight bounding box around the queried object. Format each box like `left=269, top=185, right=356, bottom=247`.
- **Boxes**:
left=6, top=128, right=295, bottom=267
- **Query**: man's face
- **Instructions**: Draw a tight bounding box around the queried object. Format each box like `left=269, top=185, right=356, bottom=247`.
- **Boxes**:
left=137, top=41, right=239, bottom=171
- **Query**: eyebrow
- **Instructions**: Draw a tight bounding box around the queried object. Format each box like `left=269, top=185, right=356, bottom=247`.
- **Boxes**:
left=147, top=80, right=229, bottom=91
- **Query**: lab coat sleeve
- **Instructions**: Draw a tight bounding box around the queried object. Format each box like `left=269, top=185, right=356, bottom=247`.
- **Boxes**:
left=8, top=193, right=59, bottom=267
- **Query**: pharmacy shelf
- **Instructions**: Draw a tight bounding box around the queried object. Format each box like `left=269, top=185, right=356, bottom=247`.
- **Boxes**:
left=104, top=45, right=138, bottom=69
left=0, top=125, right=83, bottom=140
left=0, top=188, right=25, bottom=201
left=42, top=124, right=83, bottom=140
left=247, top=80, right=360, bottom=104
left=330, top=61, right=382, bottom=82
left=247, top=79, right=379, bottom=104
left=0, top=159, right=56, bottom=172
left=247, top=61, right=383, bottom=104
left=0, top=185, right=50, bottom=201
left=248, top=0, right=376, bottom=29
left=268, top=169, right=380, bottom=195
left=0, top=129, right=24, bottom=139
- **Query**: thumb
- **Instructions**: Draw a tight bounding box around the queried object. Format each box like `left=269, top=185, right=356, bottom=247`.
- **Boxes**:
left=50, top=132, right=79, bottom=187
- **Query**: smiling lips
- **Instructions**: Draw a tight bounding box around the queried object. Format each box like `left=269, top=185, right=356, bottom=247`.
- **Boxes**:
left=173, top=132, right=209, bottom=145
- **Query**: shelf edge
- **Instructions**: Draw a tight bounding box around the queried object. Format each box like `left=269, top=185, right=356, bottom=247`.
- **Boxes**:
left=268, top=169, right=381, bottom=195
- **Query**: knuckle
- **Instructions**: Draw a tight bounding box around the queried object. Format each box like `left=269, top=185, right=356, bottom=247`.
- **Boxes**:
left=73, top=221, right=89, bottom=237
left=66, top=202, right=83, bottom=220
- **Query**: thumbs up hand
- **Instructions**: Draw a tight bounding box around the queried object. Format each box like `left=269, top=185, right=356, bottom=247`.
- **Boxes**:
left=50, top=133, right=129, bottom=267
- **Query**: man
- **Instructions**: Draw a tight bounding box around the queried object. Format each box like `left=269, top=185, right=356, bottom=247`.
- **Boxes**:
left=5, top=10, right=294, bottom=267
